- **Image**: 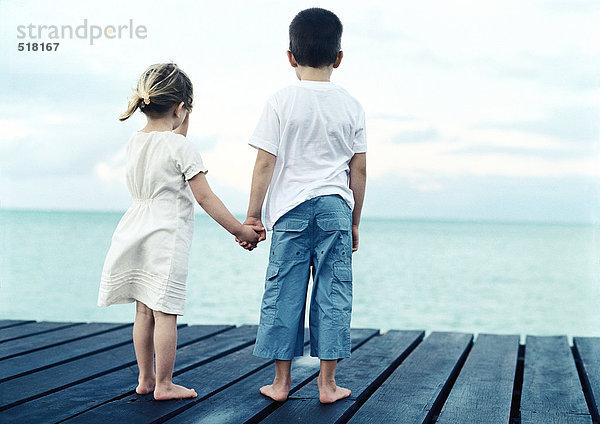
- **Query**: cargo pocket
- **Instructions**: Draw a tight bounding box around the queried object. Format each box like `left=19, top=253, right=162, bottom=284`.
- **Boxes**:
left=272, top=218, right=309, bottom=261
left=331, top=262, right=353, bottom=321
left=260, top=263, right=280, bottom=325
left=316, top=215, right=352, bottom=258
left=316, top=216, right=351, bottom=232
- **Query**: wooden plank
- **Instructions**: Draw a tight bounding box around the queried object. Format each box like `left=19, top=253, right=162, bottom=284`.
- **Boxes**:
left=0, top=322, right=129, bottom=360
left=573, top=337, right=600, bottom=422
left=436, top=334, right=520, bottom=424
left=0, top=324, right=227, bottom=411
left=164, top=329, right=380, bottom=424
left=0, top=321, right=82, bottom=343
left=0, top=320, right=34, bottom=330
left=347, top=332, right=473, bottom=424
left=0, top=324, right=135, bottom=381
left=0, top=325, right=249, bottom=423
left=257, top=330, right=424, bottom=424
left=520, top=336, right=592, bottom=424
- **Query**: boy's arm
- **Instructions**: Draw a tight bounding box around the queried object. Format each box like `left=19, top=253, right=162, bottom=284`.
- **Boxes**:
left=244, top=149, right=276, bottom=243
left=188, top=172, right=261, bottom=248
left=349, top=153, right=367, bottom=252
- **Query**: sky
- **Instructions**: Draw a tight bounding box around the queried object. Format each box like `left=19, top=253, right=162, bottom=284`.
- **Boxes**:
left=0, top=0, right=598, bottom=223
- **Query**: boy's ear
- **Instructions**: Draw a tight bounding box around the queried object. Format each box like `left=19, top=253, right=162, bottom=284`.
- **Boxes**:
left=333, top=51, right=343, bottom=69
left=174, top=101, right=184, bottom=118
left=287, top=50, right=298, bottom=68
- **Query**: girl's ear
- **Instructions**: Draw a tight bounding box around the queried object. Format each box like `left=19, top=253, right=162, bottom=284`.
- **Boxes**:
left=175, top=101, right=185, bottom=118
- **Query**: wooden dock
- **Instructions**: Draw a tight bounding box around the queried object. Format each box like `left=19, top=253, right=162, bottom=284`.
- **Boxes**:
left=0, top=320, right=598, bottom=423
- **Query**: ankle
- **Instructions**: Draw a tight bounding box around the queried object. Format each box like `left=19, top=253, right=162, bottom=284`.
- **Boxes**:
left=155, top=379, right=173, bottom=388
left=273, top=375, right=291, bottom=386
left=318, top=375, right=336, bottom=386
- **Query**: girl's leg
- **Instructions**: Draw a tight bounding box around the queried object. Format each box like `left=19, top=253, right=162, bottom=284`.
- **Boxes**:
left=133, top=301, right=155, bottom=395
left=260, top=359, right=292, bottom=402
left=152, top=310, right=197, bottom=400
left=318, top=359, right=351, bottom=403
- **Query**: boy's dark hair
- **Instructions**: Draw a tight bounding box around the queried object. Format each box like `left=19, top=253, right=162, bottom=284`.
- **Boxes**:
left=289, top=8, right=343, bottom=68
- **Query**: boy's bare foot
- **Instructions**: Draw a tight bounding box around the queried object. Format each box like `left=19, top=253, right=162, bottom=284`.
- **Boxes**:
left=318, top=376, right=351, bottom=404
left=154, top=382, right=197, bottom=401
left=136, top=378, right=156, bottom=395
left=259, top=377, right=291, bottom=402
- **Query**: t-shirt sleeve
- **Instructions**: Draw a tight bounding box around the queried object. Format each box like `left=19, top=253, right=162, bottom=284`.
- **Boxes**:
left=353, top=108, right=367, bottom=153
left=249, top=100, right=280, bottom=156
left=171, top=135, right=208, bottom=181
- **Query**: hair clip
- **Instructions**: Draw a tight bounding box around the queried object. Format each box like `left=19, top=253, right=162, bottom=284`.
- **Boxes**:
left=139, top=91, right=150, bottom=107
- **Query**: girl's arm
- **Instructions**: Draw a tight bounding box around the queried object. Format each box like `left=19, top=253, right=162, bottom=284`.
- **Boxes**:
left=349, top=153, right=366, bottom=252
left=188, top=172, right=261, bottom=246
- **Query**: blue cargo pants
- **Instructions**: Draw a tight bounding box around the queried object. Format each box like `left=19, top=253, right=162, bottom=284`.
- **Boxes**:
left=253, top=195, right=353, bottom=360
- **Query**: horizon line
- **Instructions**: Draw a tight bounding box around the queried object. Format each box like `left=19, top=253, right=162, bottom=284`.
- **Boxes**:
left=1, top=206, right=596, bottom=227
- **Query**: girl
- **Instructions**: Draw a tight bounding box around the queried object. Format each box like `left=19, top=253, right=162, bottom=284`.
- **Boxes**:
left=98, top=63, right=261, bottom=400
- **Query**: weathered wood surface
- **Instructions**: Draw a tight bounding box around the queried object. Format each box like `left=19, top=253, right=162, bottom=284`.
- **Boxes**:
left=0, top=321, right=81, bottom=343
left=347, top=332, right=473, bottom=424
left=520, top=336, right=592, bottom=424
left=0, top=320, right=598, bottom=424
left=0, top=320, right=33, bottom=330
left=573, top=337, right=600, bottom=423
left=0, top=322, right=129, bottom=361
left=259, top=330, right=424, bottom=424
left=166, top=329, right=380, bottom=424
left=436, top=334, right=520, bottom=424
left=0, top=324, right=135, bottom=381
left=0, top=324, right=222, bottom=410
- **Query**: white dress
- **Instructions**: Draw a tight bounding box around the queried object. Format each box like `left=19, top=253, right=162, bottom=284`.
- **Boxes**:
left=98, top=131, right=207, bottom=315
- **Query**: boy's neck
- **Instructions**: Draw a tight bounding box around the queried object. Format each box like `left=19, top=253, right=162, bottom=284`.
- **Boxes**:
left=295, top=65, right=333, bottom=82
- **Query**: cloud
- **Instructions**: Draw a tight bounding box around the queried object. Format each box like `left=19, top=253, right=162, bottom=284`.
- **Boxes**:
left=368, top=114, right=416, bottom=122
left=1, top=0, right=598, bottom=224
left=94, top=149, right=125, bottom=183
left=538, top=0, right=600, bottom=13
left=391, top=127, right=439, bottom=144
left=0, top=119, right=31, bottom=140
left=475, top=105, right=599, bottom=142
left=449, top=144, right=592, bottom=159
left=366, top=173, right=598, bottom=223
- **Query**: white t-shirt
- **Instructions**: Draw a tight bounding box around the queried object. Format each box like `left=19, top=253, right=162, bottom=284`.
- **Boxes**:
left=249, top=80, right=367, bottom=231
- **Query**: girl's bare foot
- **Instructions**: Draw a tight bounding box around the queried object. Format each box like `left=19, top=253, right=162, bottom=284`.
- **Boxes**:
left=318, top=376, right=351, bottom=404
left=136, top=378, right=156, bottom=395
left=259, top=376, right=291, bottom=402
left=154, top=382, right=197, bottom=401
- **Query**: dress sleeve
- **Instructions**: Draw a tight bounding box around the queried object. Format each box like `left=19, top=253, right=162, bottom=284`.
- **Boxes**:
left=171, top=134, right=208, bottom=181
left=353, top=108, right=367, bottom=154
left=249, top=99, right=280, bottom=156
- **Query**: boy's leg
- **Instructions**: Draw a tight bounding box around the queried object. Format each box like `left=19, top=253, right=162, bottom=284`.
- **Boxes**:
left=259, top=359, right=292, bottom=402
left=152, top=310, right=197, bottom=400
left=309, top=195, right=353, bottom=403
left=318, top=359, right=351, bottom=403
left=133, top=301, right=155, bottom=394
left=254, top=208, right=312, bottom=401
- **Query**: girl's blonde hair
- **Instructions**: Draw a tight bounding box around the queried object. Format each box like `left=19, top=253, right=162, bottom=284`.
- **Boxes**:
left=119, top=63, right=193, bottom=121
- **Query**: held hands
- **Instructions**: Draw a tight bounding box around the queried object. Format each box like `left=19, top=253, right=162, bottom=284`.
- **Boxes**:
left=235, top=217, right=267, bottom=251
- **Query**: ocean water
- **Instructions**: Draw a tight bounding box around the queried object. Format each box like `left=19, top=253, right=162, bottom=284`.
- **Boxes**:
left=1, top=209, right=599, bottom=337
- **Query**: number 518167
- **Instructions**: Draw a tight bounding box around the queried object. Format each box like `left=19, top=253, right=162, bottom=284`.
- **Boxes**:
left=18, top=42, right=60, bottom=51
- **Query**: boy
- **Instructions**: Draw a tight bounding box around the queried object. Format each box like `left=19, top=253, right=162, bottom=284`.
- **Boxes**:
left=241, top=7, right=367, bottom=404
